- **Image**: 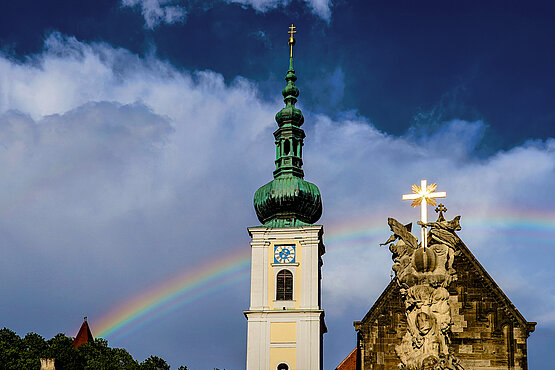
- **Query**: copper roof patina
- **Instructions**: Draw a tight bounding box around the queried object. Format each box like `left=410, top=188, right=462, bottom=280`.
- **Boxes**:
left=253, top=30, right=322, bottom=228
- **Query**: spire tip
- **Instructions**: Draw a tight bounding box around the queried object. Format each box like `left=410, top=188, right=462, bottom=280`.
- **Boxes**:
left=288, top=24, right=296, bottom=58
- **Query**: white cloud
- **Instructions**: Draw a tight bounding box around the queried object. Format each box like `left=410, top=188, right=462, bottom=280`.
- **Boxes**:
left=302, top=0, right=331, bottom=20
left=0, top=33, right=552, bottom=367
left=226, top=0, right=332, bottom=20
left=122, top=0, right=186, bottom=28
left=121, top=0, right=332, bottom=28
left=226, top=0, right=290, bottom=12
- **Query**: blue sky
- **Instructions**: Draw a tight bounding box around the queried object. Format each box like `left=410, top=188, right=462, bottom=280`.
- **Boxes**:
left=0, top=1, right=553, bottom=368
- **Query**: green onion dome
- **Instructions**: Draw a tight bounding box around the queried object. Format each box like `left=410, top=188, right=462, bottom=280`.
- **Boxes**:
left=254, top=176, right=322, bottom=227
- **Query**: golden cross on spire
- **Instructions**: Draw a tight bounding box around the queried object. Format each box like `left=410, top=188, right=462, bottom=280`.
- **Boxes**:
left=402, top=179, right=446, bottom=249
left=288, top=24, right=296, bottom=58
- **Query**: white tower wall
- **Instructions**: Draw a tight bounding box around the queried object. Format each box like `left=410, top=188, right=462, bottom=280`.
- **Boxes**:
left=245, top=225, right=326, bottom=370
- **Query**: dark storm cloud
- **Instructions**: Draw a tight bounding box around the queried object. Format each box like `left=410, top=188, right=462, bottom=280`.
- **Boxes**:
left=1, top=1, right=553, bottom=151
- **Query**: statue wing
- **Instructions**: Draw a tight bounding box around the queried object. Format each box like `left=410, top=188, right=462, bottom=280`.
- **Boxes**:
left=429, top=229, right=459, bottom=248
left=387, top=218, right=419, bottom=250
left=380, top=234, right=398, bottom=246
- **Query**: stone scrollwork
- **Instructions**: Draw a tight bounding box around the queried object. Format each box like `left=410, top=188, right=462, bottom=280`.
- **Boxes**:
left=381, top=216, right=464, bottom=370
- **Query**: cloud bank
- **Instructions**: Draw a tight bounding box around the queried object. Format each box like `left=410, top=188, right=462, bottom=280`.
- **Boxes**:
left=0, top=33, right=553, bottom=368
left=121, top=0, right=332, bottom=28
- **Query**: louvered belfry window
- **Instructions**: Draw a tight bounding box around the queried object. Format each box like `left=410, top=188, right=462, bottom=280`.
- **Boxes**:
left=276, top=270, right=293, bottom=301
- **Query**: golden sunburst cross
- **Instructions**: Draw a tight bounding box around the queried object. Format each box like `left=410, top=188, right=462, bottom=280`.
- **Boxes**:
left=402, top=179, right=446, bottom=249
left=288, top=24, right=296, bottom=58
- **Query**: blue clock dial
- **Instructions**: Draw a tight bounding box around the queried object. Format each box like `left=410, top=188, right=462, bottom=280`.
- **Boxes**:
left=274, top=245, right=295, bottom=263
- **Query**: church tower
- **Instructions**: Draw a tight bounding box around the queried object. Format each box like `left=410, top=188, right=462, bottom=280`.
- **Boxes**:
left=245, top=25, right=326, bottom=370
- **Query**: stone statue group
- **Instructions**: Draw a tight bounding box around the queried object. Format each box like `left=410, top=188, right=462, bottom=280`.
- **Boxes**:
left=381, top=213, right=464, bottom=370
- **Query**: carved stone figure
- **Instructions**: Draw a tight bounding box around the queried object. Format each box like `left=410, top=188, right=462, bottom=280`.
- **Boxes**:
left=382, top=215, right=463, bottom=370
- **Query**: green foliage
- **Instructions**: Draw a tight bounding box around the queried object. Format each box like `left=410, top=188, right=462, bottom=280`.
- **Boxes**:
left=0, top=328, right=49, bottom=369
left=0, top=327, right=187, bottom=370
left=139, top=355, right=170, bottom=370
left=44, top=333, right=83, bottom=369
left=79, top=338, right=139, bottom=370
left=0, top=328, right=23, bottom=369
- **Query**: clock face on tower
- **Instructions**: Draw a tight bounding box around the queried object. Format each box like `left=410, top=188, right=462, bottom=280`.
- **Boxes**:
left=274, top=245, right=295, bottom=263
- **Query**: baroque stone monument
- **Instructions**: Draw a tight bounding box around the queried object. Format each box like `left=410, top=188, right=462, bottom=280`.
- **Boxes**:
left=339, top=180, right=536, bottom=370
left=379, top=180, right=462, bottom=369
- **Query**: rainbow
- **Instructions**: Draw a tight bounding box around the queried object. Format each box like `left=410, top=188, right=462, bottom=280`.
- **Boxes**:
left=94, top=248, right=250, bottom=339
left=92, top=210, right=555, bottom=340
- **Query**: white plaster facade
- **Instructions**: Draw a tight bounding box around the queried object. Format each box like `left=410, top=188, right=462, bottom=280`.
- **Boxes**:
left=245, top=225, right=326, bottom=370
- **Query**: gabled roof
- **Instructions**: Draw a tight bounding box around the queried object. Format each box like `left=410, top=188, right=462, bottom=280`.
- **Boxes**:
left=72, top=317, right=94, bottom=348
left=354, top=279, right=398, bottom=331
left=454, top=236, right=536, bottom=333
left=355, top=234, right=536, bottom=335
left=336, top=347, right=357, bottom=370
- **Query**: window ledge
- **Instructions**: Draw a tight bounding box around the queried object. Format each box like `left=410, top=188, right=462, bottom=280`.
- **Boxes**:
left=271, top=262, right=299, bottom=267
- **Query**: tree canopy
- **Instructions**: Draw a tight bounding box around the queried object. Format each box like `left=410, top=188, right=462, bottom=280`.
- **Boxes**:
left=0, top=328, right=186, bottom=370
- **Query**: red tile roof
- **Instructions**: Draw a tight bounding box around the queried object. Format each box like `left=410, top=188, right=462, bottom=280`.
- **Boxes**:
left=336, top=347, right=357, bottom=370
left=72, top=317, right=94, bottom=348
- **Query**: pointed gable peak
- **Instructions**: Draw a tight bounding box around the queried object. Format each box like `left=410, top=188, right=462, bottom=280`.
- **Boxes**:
left=72, top=316, right=94, bottom=349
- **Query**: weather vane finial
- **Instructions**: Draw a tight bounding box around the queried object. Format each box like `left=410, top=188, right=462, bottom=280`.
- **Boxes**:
left=288, top=24, right=296, bottom=58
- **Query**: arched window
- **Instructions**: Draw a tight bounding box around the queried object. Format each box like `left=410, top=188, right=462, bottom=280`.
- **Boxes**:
left=276, top=270, right=293, bottom=301
left=277, top=363, right=289, bottom=370
left=284, top=139, right=291, bottom=155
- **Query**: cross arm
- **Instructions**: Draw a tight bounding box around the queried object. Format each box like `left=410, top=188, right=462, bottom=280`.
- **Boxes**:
left=429, top=192, right=446, bottom=198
